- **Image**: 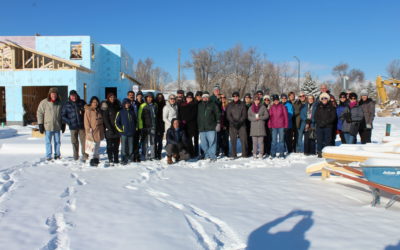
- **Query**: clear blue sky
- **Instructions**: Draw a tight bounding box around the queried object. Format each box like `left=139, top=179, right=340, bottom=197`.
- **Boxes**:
left=1, top=0, right=398, bottom=82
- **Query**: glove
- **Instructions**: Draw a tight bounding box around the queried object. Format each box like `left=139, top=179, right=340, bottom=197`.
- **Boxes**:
left=366, top=124, right=372, bottom=129
left=215, top=123, right=221, bottom=132
left=39, top=124, right=45, bottom=134
left=61, top=124, right=66, bottom=133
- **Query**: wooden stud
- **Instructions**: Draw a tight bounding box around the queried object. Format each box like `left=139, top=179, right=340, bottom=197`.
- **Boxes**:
left=22, top=50, right=25, bottom=69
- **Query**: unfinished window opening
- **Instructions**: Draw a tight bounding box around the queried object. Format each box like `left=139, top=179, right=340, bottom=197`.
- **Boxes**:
left=70, top=42, right=82, bottom=60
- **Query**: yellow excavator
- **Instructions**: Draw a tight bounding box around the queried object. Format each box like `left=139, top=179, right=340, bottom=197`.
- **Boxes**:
left=376, top=76, right=400, bottom=117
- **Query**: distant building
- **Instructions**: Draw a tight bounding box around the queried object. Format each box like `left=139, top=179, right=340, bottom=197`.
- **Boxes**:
left=0, top=35, right=141, bottom=125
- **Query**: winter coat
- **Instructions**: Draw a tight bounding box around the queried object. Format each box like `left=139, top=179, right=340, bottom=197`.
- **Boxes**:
left=155, top=100, right=165, bottom=134
left=248, top=104, right=269, bottom=136
left=140, top=103, right=158, bottom=131
left=84, top=105, right=104, bottom=143
left=314, top=102, right=337, bottom=128
left=101, top=100, right=121, bottom=139
left=220, top=104, right=229, bottom=130
left=268, top=103, right=288, bottom=129
left=178, top=101, right=198, bottom=134
left=293, top=100, right=305, bottom=129
left=226, top=101, right=247, bottom=129
left=300, top=102, right=317, bottom=131
left=166, top=127, right=188, bottom=146
left=336, top=103, right=347, bottom=131
left=359, top=98, right=375, bottom=128
left=284, top=102, right=294, bottom=129
left=37, top=98, right=63, bottom=132
left=340, top=103, right=364, bottom=133
left=115, top=108, right=137, bottom=137
left=61, top=98, right=86, bottom=130
left=163, top=102, right=178, bottom=131
left=197, top=101, right=220, bottom=132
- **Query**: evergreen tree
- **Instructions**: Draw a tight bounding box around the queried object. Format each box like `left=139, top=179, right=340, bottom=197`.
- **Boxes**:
left=366, top=81, right=377, bottom=100
left=301, top=72, right=319, bottom=97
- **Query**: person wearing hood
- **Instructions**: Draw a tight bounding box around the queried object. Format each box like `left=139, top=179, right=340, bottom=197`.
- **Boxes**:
left=293, top=91, right=307, bottom=152
left=61, top=90, right=87, bottom=161
left=165, top=118, right=190, bottom=164
left=101, top=93, right=121, bottom=165
left=244, top=93, right=253, bottom=156
left=115, top=98, right=137, bottom=165
left=358, top=90, right=375, bottom=144
left=340, top=92, right=364, bottom=144
left=37, top=87, right=65, bottom=161
left=248, top=96, right=269, bottom=158
left=300, top=95, right=317, bottom=155
left=281, top=93, right=295, bottom=154
left=197, top=92, right=220, bottom=161
left=216, top=93, right=230, bottom=157
left=138, top=92, right=158, bottom=160
left=263, top=95, right=272, bottom=156
left=314, top=93, right=337, bottom=158
left=178, top=91, right=199, bottom=157
left=84, top=96, right=104, bottom=166
left=155, top=93, right=166, bottom=160
left=268, top=94, right=288, bottom=158
left=226, top=91, right=248, bottom=158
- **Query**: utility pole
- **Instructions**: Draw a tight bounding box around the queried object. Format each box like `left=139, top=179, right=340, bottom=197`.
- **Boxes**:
left=293, top=56, right=300, bottom=89
left=178, top=48, right=181, bottom=90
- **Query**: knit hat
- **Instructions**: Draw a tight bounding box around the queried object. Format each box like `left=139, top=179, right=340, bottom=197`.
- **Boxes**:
left=177, top=89, right=184, bottom=95
left=232, top=91, right=240, bottom=97
left=244, top=93, right=252, bottom=98
left=137, top=91, right=143, bottom=96
left=48, top=87, right=58, bottom=94
left=202, top=91, right=210, bottom=98
left=145, top=92, right=154, bottom=98
left=195, top=91, right=203, bottom=97
left=280, top=93, right=288, bottom=99
left=256, top=90, right=263, bottom=95
left=213, top=84, right=220, bottom=90
left=360, top=89, right=369, bottom=97
left=349, top=92, right=358, bottom=100
left=69, top=90, right=78, bottom=96
left=272, top=94, right=280, bottom=101
left=186, top=92, right=194, bottom=98
left=122, top=98, right=131, bottom=106
left=263, top=95, right=270, bottom=100
left=319, top=92, right=330, bottom=101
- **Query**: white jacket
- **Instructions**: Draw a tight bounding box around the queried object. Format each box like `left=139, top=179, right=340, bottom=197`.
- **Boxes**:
left=163, top=102, right=178, bottom=131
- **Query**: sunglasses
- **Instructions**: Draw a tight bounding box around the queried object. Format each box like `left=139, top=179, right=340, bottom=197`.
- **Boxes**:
left=221, top=97, right=226, bottom=99
left=350, top=97, right=356, bottom=100
left=321, top=97, right=328, bottom=100
left=233, top=95, right=239, bottom=98
left=299, top=95, right=305, bottom=97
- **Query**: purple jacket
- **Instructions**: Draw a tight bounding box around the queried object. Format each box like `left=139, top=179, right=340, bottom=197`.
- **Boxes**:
left=268, top=103, right=288, bottom=129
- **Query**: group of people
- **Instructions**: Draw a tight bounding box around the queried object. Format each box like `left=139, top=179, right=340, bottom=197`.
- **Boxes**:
left=36, top=84, right=375, bottom=166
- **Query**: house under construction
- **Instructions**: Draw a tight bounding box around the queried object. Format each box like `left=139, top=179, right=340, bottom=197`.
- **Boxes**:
left=0, top=35, right=141, bottom=125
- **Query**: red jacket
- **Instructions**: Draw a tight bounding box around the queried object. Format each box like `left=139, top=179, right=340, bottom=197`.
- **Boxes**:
left=268, top=103, right=288, bottom=129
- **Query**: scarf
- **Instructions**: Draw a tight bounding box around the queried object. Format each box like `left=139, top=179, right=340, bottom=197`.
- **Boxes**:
left=251, top=103, right=260, bottom=114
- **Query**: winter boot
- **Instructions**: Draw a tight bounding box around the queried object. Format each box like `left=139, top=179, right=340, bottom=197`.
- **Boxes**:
left=173, top=154, right=180, bottom=162
left=90, top=159, right=96, bottom=167
left=167, top=156, right=173, bottom=165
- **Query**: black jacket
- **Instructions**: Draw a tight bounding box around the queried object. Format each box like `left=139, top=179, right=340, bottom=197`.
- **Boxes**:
left=101, top=100, right=121, bottom=139
left=61, top=98, right=86, bottom=130
left=178, top=101, right=198, bottom=135
left=314, top=102, right=337, bottom=128
left=226, top=101, right=247, bottom=129
left=166, top=127, right=188, bottom=146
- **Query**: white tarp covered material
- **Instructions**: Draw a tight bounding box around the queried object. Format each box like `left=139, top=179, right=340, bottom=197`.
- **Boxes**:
left=0, top=117, right=399, bottom=250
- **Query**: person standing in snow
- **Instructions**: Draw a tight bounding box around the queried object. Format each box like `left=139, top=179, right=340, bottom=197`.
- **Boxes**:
left=84, top=96, right=104, bottom=166
left=268, top=95, right=288, bottom=158
left=101, top=93, right=121, bottom=165
left=263, top=95, right=272, bottom=156
left=126, top=91, right=141, bottom=162
left=336, top=92, right=348, bottom=144
left=300, top=95, right=317, bottom=155
left=244, top=93, right=253, bottom=156
left=163, top=94, right=178, bottom=133
left=293, top=91, right=307, bottom=152
left=248, top=96, right=269, bottom=158
left=226, top=92, right=248, bottom=158
left=165, top=118, right=190, bottom=164
left=197, top=92, right=220, bottom=162
left=314, top=93, right=337, bottom=158
left=281, top=93, right=295, bottom=154
left=340, top=92, right=364, bottom=144
left=37, top=87, right=65, bottom=161
left=138, top=93, right=158, bottom=160
left=358, top=90, right=375, bottom=144
left=178, top=92, right=199, bottom=157
left=61, top=90, right=87, bottom=161
left=216, top=94, right=230, bottom=157
left=155, top=93, right=166, bottom=160
left=115, top=99, right=137, bottom=165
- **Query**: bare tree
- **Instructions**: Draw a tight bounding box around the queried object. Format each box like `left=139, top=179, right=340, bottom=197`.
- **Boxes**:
left=386, top=59, right=400, bottom=99
left=135, top=58, right=171, bottom=90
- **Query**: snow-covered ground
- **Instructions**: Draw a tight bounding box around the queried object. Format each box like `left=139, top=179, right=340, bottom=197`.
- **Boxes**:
left=0, top=117, right=399, bottom=250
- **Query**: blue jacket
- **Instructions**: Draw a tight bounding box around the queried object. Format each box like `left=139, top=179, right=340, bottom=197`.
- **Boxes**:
left=166, top=128, right=188, bottom=145
left=336, top=104, right=347, bottom=131
left=61, top=99, right=86, bottom=130
left=284, top=102, right=294, bottom=129
left=115, top=108, right=137, bottom=137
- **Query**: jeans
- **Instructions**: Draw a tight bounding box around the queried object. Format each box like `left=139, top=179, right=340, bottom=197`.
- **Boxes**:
left=296, top=127, right=304, bottom=153
left=121, top=135, right=133, bottom=161
left=45, top=131, right=61, bottom=159
left=200, top=131, right=217, bottom=160
left=316, top=127, right=332, bottom=153
left=304, top=130, right=316, bottom=155
left=271, top=128, right=285, bottom=157
left=142, top=129, right=156, bottom=160
left=344, top=133, right=356, bottom=144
